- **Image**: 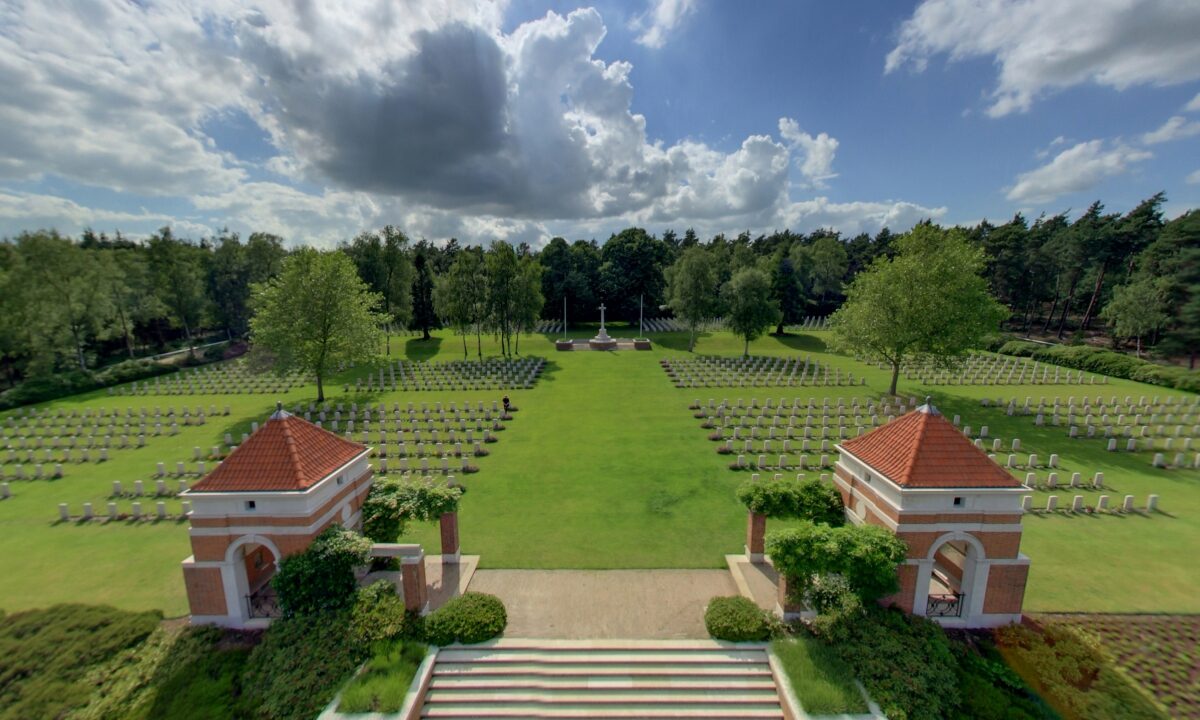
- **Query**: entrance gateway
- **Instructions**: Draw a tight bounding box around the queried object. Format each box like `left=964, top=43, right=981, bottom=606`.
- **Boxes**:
left=834, top=399, right=1030, bottom=627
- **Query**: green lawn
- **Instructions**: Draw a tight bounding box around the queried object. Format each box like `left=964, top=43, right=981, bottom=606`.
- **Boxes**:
left=771, top=636, right=868, bottom=715
left=1, top=326, right=1197, bottom=616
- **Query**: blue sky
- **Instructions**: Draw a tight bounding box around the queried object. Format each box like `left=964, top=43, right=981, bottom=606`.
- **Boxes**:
left=1, top=0, right=1198, bottom=246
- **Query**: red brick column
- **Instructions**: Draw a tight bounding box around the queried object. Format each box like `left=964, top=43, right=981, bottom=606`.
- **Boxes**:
left=439, top=512, right=460, bottom=562
left=401, top=553, right=428, bottom=613
left=745, top=512, right=766, bottom=561
left=777, top=573, right=805, bottom=618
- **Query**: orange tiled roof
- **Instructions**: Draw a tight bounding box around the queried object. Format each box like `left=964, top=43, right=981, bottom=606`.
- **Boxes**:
left=839, top=404, right=1020, bottom=489
left=190, top=409, right=367, bottom=493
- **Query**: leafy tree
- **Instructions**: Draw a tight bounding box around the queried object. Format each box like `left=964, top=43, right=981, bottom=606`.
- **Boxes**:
left=1100, top=279, right=1170, bottom=357
left=512, top=255, right=544, bottom=354
left=828, top=224, right=1007, bottom=395
left=361, top=477, right=463, bottom=544
left=250, top=249, right=384, bottom=402
left=146, top=228, right=209, bottom=358
left=723, top=267, right=781, bottom=357
left=1080, top=192, right=1164, bottom=331
left=771, top=244, right=810, bottom=334
left=435, top=248, right=489, bottom=360
left=486, top=241, right=521, bottom=356
left=410, top=240, right=437, bottom=341
left=599, top=228, right=671, bottom=320
left=804, top=235, right=849, bottom=310
left=10, top=231, right=118, bottom=371
left=344, top=227, right=413, bottom=354
left=766, top=522, right=908, bottom=605
left=271, top=526, right=373, bottom=617
left=666, top=247, right=719, bottom=351
left=736, top=476, right=844, bottom=526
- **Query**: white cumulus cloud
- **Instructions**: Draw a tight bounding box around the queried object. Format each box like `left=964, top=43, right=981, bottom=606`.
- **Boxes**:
left=1142, top=115, right=1200, bottom=144
left=778, top=118, right=839, bottom=188
left=887, top=0, right=1200, bottom=116
left=1007, top=140, right=1152, bottom=204
left=631, top=0, right=697, bottom=49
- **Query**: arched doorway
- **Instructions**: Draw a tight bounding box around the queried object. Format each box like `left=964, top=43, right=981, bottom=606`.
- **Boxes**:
left=225, top=535, right=282, bottom=622
left=920, top=532, right=986, bottom=620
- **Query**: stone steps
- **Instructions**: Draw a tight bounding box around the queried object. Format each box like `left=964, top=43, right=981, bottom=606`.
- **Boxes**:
left=420, top=640, right=784, bottom=719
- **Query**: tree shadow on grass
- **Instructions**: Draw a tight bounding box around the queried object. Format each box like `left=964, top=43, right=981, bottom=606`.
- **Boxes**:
left=651, top=332, right=709, bottom=352
left=765, top=333, right=829, bottom=353
left=404, top=336, right=442, bottom=361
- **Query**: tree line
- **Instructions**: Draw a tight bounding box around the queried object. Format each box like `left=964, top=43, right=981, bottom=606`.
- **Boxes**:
left=1, top=192, right=1196, bottom=391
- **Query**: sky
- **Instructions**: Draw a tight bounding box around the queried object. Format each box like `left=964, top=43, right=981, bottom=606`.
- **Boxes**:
left=1, top=0, right=1199, bottom=248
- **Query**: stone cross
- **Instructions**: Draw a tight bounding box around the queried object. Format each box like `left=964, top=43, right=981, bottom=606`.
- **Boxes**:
left=598, top=303, right=607, bottom=331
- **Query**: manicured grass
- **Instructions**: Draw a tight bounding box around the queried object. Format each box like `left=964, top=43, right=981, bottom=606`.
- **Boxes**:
left=771, top=636, right=868, bottom=715
left=337, top=640, right=427, bottom=714
left=1, top=326, right=1198, bottom=615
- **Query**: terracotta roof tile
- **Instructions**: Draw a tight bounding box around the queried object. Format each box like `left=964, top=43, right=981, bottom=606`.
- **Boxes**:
left=839, top=405, right=1020, bottom=489
left=191, top=411, right=367, bottom=493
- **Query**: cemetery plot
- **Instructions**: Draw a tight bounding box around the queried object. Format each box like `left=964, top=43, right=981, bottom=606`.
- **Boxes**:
left=113, top=362, right=310, bottom=396
left=279, top=398, right=514, bottom=478
left=690, top=394, right=922, bottom=471
left=976, top=394, right=1200, bottom=471
left=2, top=404, right=221, bottom=480
left=662, top=355, right=863, bottom=388
left=1036, top=614, right=1200, bottom=719
left=874, top=352, right=1104, bottom=385
left=533, top=320, right=564, bottom=333
left=352, top=357, right=545, bottom=392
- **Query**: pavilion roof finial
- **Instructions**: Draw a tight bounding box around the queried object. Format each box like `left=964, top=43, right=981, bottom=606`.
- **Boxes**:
left=916, top=396, right=940, bottom=415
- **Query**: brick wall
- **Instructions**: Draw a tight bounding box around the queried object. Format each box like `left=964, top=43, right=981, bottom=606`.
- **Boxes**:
left=183, top=566, right=228, bottom=616
left=983, top=564, right=1029, bottom=614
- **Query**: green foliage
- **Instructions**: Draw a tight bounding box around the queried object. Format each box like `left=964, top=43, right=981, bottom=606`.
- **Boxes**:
left=812, top=604, right=961, bottom=720
left=998, top=340, right=1043, bottom=356
left=73, top=624, right=251, bottom=720
left=272, top=526, right=373, bottom=617
left=994, top=342, right=1200, bottom=392
left=828, top=224, right=1007, bottom=394
left=422, top=592, right=507, bottom=646
left=767, top=522, right=908, bottom=604
left=703, top=596, right=771, bottom=642
left=242, top=612, right=366, bottom=720
left=351, top=581, right=417, bottom=645
left=771, top=635, right=868, bottom=715
left=435, top=249, right=489, bottom=359
left=996, top=623, right=1169, bottom=720
left=336, top=639, right=427, bottom=714
left=0, top=604, right=161, bottom=720
left=249, top=248, right=385, bottom=401
left=362, top=478, right=463, bottom=543
left=666, top=247, right=719, bottom=350
left=1100, top=278, right=1170, bottom=355
left=735, top=476, right=844, bottom=525
left=723, top=267, right=781, bottom=357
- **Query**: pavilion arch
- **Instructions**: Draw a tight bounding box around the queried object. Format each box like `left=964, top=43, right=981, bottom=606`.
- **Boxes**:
left=918, top=531, right=988, bottom=620
left=225, top=533, right=283, bottom=568
left=924, top=530, right=986, bottom=562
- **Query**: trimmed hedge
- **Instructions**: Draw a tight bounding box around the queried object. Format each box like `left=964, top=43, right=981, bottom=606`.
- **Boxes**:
left=704, top=596, right=771, bottom=642
left=0, top=358, right=177, bottom=409
left=994, top=342, right=1200, bottom=393
left=422, top=592, right=507, bottom=646
left=242, top=613, right=366, bottom=720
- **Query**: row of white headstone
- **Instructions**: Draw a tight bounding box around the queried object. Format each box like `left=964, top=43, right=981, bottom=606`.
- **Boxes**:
left=1024, top=494, right=1157, bottom=514
left=57, top=500, right=190, bottom=521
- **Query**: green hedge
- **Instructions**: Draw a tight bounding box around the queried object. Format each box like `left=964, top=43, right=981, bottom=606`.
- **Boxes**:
left=993, top=342, right=1200, bottom=393
left=422, top=592, right=507, bottom=646
left=242, top=613, right=366, bottom=720
left=0, top=604, right=161, bottom=720
left=704, top=596, right=771, bottom=642
left=0, top=358, right=177, bottom=409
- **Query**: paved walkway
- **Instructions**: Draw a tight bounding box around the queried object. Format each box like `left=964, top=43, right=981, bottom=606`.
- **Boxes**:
left=469, top=569, right=737, bottom=638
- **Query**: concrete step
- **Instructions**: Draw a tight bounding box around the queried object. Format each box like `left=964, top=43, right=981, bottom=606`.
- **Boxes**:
left=422, top=703, right=784, bottom=718
left=430, top=676, right=777, bottom=691
left=436, top=649, right=769, bottom=665
left=433, top=662, right=773, bottom=677
left=425, top=690, right=780, bottom=704
left=419, top=641, right=784, bottom=720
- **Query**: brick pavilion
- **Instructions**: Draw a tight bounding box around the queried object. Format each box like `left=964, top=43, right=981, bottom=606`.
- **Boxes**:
left=834, top=399, right=1030, bottom=627
left=180, top=404, right=373, bottom=628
